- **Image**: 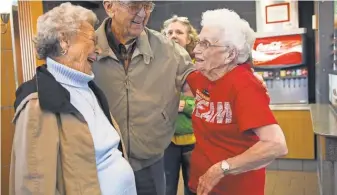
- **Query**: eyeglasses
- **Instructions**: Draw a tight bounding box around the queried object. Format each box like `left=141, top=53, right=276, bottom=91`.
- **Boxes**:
left=119, top=2, right=155, bottom=15
left=195, top=40, right=227, bottom=50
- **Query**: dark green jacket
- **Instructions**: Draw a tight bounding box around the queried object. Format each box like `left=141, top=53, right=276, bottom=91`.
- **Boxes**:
left=175, top=95, right=195, bottom=135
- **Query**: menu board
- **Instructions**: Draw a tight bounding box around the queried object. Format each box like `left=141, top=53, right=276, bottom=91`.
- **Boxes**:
left=252, top=34, right=303, bottom=67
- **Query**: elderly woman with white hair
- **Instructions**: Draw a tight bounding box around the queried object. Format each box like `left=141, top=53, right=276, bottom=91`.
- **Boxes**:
left=10, top=3, right=136, bottom=195
left=185, top=8, right=288, bottom=195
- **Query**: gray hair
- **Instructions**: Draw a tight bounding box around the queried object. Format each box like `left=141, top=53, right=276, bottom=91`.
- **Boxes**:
left=34, top=2, right=98, bottom=59
left=201, top=8, right=256, bottom=64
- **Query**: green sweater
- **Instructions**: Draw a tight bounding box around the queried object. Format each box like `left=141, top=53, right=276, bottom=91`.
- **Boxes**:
left=175, top=95, right=195, bottom=135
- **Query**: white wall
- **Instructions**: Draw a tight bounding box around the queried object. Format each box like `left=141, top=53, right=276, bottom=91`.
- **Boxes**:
left=256, top=0, right=299, bottom=32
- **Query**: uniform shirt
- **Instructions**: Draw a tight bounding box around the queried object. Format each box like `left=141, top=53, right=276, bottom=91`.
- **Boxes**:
left=186, top=64, right=277, bottom=195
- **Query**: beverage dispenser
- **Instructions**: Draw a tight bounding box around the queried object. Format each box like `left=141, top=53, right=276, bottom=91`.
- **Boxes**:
left=252, top=29, right=308, bottom=104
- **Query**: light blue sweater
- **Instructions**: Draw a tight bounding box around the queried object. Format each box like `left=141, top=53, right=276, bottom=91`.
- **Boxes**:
left=47, top=58, right=137, bottom=195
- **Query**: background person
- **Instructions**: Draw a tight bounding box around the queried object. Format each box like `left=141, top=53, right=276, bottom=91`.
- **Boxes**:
left=186, top=8, right=288, bottom=195
left=10, top=3, right=136, bottom=195
left=161, top=15, right=198, bottom=195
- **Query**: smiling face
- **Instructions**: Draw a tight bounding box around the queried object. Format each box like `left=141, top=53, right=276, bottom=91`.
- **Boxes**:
left=105, top=1, right=153, bottom=40
left=193, top=26, right=237, bottom=81
left=59, top=21, right=100, bottom=74
left=165, top=21, right=190, bottom=48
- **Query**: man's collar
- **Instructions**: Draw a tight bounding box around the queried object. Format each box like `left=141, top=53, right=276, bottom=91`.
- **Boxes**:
left=96, top=17, right=153, bottom=61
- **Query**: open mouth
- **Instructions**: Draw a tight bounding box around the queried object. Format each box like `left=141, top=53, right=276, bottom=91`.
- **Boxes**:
left=132, top=20, right=142, bottom=25
left=195, top=57, right=204, bottom=63
left=87, top=54, right=97, bottom=63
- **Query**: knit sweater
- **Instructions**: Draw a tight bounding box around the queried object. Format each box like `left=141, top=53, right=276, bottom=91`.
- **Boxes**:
left=46, top=58, right=136, bottom=195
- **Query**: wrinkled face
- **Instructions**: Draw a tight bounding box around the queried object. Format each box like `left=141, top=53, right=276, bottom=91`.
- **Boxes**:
left=62, top=22, right=100, bottom=74
left=106, top=1, right=154, bottom=38
left=193, top=26, right=236, bottom=80
left=165, top=21, right=190, bottom=48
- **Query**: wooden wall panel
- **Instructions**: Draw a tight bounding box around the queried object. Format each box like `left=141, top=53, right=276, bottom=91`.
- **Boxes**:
left=1, top=16, right=15, bottom=195
left=18, top=0, right=44, bottom=82
left=1, top=21, right=12, bottom=50
left=273, top=110, right=315, bottom=159
left=1, top=166, right=10, bottom=195
left=1, top=51, right=11, bottom=107
left=1, top=50, right=16, bottom=107
left=1, top=109, right=14, bottom=167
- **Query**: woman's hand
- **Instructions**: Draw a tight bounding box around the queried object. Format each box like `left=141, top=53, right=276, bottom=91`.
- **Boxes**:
left=178, top=100, right=186, bottom=112
left=197, top=162, right=224, bottom=195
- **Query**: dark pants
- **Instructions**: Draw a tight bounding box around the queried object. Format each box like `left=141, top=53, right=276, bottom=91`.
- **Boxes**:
left=164, top=142, right=195, bottom=195
left=134, top=157, right=166, bottom=195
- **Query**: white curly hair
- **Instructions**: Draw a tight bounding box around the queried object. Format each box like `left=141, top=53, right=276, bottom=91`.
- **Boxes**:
left=34, top=2, right=98, bottom=59
left=201, top=8, right=256, bottom=64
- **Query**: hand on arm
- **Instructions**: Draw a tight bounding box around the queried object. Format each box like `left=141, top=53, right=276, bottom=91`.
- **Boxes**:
left=174, top=42, right=196, bottom=92
left=251, top=68, right=268, bottom=95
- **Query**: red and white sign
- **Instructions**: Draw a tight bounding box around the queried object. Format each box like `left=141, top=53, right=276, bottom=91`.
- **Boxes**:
left=252, top=34, right=303, bottom=66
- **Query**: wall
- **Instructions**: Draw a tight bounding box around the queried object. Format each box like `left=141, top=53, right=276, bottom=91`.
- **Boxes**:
left=315, top=1, right=334, bottom=104
left=43, top=1, right=256, bottom=32
left=1, top=18, right=16, bottom=195
left=147, top=1, right=256, bottom=32
left=256, top=0, right=299, bottom=33
left=299, top=1, right=316, bottom=103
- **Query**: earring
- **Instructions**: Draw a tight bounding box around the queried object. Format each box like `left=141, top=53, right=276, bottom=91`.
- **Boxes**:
left=60, top=49, right=67, bottom=56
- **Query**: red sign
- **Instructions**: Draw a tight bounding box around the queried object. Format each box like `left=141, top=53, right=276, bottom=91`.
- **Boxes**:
left=252, top=34, right=303, bottom=66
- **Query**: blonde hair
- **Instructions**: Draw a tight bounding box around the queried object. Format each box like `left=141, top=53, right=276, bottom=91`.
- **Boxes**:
left=161, top=15, right=198, bottom=58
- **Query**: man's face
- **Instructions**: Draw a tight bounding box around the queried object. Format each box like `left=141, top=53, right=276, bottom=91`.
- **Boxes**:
left=105, top=1, right=154, bottom=38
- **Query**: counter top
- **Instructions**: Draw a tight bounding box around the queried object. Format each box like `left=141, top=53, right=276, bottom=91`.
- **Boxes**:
left=269, top=104, right=311, bottom=111
left=310, top=104, right=337, bottom=137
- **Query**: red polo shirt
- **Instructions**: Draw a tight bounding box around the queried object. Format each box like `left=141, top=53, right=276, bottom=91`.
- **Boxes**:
left=186, top=64, right=277, bottom=195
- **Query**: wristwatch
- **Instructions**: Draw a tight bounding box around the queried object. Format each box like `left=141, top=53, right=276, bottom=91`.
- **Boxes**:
left=221, top=160, right=231, bottom=175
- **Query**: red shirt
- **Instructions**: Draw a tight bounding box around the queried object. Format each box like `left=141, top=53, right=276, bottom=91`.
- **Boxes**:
left=186, top=64, right=277, bottom=195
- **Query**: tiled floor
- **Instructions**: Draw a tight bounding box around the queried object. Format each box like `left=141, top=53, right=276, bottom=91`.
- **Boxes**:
left=177, top=170, right=319, bottom=195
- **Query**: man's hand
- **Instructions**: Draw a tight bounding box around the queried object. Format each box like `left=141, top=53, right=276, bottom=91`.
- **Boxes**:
left=197, top=162, right=224, bottom=195
left=251, top=69, right=268, bottom=96
left=178, top=100, right=186, bottom=112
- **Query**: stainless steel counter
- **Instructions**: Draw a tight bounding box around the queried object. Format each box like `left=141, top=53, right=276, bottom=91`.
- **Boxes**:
left=310, top=104, right=337, bottom=137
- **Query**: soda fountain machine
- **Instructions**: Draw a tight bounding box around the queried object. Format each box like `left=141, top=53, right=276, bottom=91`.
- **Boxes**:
left=252, top=28, right=308, bottom=104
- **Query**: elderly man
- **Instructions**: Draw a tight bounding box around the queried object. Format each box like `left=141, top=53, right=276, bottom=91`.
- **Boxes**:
left=93, top=1, right=265, bottom=194
left=93, top=1, right=193, bottom=194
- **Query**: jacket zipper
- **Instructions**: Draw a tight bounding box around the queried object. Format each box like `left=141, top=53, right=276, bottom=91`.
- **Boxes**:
left=124, top=61, right=131, bottom=158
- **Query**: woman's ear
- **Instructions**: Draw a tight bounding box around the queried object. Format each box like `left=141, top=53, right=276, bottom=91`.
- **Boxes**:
left=224, top=47, right=238, bottom=64
left=58, top=32, right=69, bottom=52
